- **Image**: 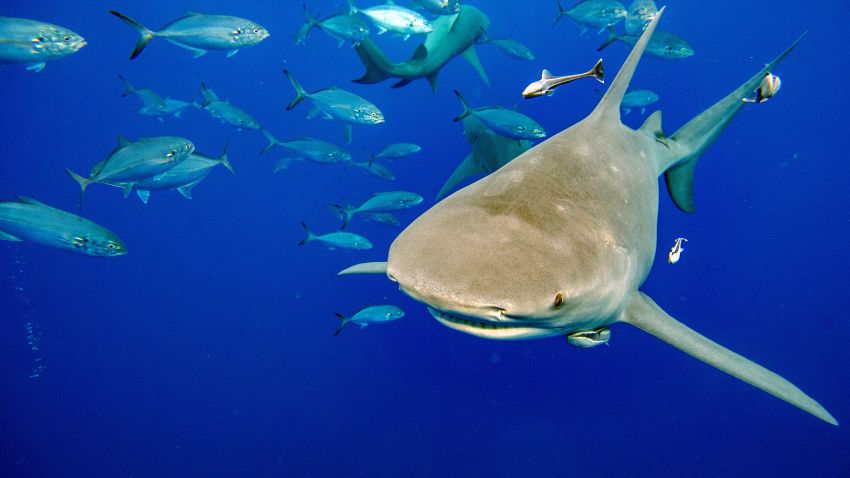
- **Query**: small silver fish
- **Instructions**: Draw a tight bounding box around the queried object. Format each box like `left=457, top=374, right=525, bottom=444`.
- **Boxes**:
left=743, top=72, right=781, bottom=103
left=261, top=130, right=351, bottom=163
left=297, top=4, right=370, bottom=47
left=374, top=143, right=422, bottom=160
left=566, top=326, right=611, bottom=348
left=625, top=0, right=657, bottom=35
left=284, top=70, right=384, bottom=144
left=332, top=191, right=424, bottom=228
left=554, top=0, right=627, bottom=33
left=0, top=16, right=86, bottom=72
left=198, top=82, right=260, bottom=130
left=298, top=222, right=372, bottom=250
left=334, top=305, right=405, bottom=335
left=349, top=0, right=432, bottom=40
left=412, top=0, right=462, bottom=15
left=0, top=196, right=126, bottom=256
left=109, top=10, right=269, bottom=59
left=482, top=35, right=535, bottom=61
left=523, top=59, right=604, bottom=99
left=622, top=89, right=659, bottom=115
left=118, top=75, right=197, bottom=119
left=455, top=90, right=546, bottom=139
left=598, top=26, right=693, bottom=59
left=668, top=237, right=687, bottom=265
left=352, top=161, right=396, bottom=181
left=360, top=212, right=401, bottom=226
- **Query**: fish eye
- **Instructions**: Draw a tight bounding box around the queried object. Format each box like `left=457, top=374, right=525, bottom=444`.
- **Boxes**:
left=553, top=292, right=565, bottom=308
left=253, top=28, right=259, bottom=33
left=107, top=243, right=115, bottom=249
left=63, top=35, right=70, bottom=42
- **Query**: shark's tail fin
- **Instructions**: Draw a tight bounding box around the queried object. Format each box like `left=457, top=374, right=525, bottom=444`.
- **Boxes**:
left=661, top=33, right=806, bottom=213
left=597, top=26, right=619, bottom=52
left=117, top=75, right=135, bottom=97
left=353, top=39, right=395, bottom=84
left=453, top=90, right=473, bottom=122
left=621, top=292, right=837, bottom=426
left=109, top=11, right=156, bottom=60
left=283, top=70, right=308, bottom=110
left=298, top=221, right=316, bottom=246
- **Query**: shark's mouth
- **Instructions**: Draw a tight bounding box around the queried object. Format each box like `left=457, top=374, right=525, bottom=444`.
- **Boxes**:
left=427, top=307, right=566, bottom=340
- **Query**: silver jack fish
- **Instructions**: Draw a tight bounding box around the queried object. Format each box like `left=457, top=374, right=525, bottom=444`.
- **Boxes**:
left=331, top=191, right=423, bottom=229
left=296, top=4, right=369, bottom=47
left=598, top=26, right=693, bottom=59
left=65, top=136, right=194, bottom=212
left=479, top=34, right=535, bottom=61
left=454, top=91, right=546, bottom=139
left=298, top=222, right=372, bottom=250
left=412, top=0, right=462, bottom=16
left=118, top=75, right=196, bottom=120
left=554, top=0, right=627, bottom=34
left=523, top=59, right=604, bottom=98
left=0, top=196, right=125, bottom=256
left=283, top=70, right=384, bottom=144
left=198, top=82, right=260, bottom=130
left=622, top=89, right=659, bottom=115
left=0, top=16, right=86, bottom=72
left=97, top=146, right=234, bottom=204
left=261, top=129, right=352, bottom=163
left=334, top=305, right=405, bottom=336
left=109, top=10, right=269, bottom=59
left=348, top=0, right=432, bottom=40
left=625, top=0, right=657, bottom=35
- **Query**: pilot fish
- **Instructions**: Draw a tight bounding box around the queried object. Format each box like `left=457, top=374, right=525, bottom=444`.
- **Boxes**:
left=333, top=305, right=405, bottom=336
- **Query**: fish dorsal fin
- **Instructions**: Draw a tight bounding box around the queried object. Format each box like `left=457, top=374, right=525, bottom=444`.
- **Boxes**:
left=411, top=43, right=429, bottom=61
left=590, top=7, right=664, bottom=124
left=117, top=135, right=132, bottom=147
left=541, top=69, right=554, bottom=80
left=639, top=110, right=663, bottom=137
left=16, top=196, right=50, bottom=207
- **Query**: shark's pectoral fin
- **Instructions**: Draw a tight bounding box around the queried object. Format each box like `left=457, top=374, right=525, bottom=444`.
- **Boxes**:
left=436, top=153, right=484, bottom=200
left=460, top=46, right=490, bottom=87
left=338, top=262, right=388, bottom=276
left=0, top=231, right=23, bottom=241
left=619, top=292, right=837, bottom=425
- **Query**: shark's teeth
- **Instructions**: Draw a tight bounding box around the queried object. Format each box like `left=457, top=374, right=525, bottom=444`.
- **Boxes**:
left=428, top=308, right=513, bottom=329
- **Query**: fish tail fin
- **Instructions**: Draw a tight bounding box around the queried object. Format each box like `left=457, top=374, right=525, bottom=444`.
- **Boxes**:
left=260, top=129, right=282, bottom=154
left=64, top=168, right=90, bottom=217
left=352, top=39, right=394, bottom=84
left=661, top=33, right=805, bottom=213
left=334, top=313, right=349, bottom=336
left=453, top=90, right=472, bottom=121
left=109, top=10, right=156, bottom=60
left=198, top=81, right=217, bottom=107
left=621, top=291, right=837, bottom=426
left=361, top=147, right=376, bottom=167
left=283, top=70, right=308, bottom=110
left=590, top=58, right=604, bottom=84
left=330, top=204, right=355, bottom=229
left=347, top=0, right=359, bottom=14
left=117, top=75, right=135, bottom=97
left=597, top=26, right=619, bottom=52
left=553, top=0, right=566, bottom=28
left=295, top=4, right=318, bottom=45
left=217, top=144, right=235, bottom=174
left=298, top=221, right=315, bottom=246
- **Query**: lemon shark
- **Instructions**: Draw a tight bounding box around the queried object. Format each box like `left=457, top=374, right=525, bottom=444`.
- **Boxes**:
left=339, top=10, right=835, bottom=425
left=352, top=5, right=490, bottom=91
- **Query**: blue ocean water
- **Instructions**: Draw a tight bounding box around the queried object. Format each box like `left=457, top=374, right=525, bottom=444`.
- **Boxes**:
left=1, top=0, right=848, bottom=476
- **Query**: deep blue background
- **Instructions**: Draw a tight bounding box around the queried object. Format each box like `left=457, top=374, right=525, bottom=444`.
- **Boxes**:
left=1, top=1, right=848, bottom=476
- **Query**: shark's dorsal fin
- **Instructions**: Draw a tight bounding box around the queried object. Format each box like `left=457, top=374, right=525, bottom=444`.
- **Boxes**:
left=590, top=7, right=664, bottom=124
left=541, top=69, right=554, bottom=80
left=117, top=135, right=132, bottom=147
left=16, top=196, right=50, bottom=207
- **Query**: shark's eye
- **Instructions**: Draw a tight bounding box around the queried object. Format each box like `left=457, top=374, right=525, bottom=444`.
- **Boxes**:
left=553, top=292, right=565, bottom=308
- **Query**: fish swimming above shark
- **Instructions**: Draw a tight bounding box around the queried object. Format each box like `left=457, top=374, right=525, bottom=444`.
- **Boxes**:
left=352, top=5, right=490, bottom=92
left=436, top=115, right=532, bottom=200
left=339, top=10, right=836, bottom=425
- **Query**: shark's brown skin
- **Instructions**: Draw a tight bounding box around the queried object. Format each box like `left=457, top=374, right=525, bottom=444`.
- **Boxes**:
left=341, top=12, right=835, bottom=424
